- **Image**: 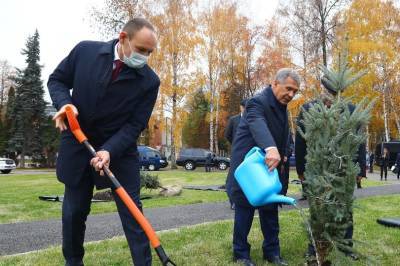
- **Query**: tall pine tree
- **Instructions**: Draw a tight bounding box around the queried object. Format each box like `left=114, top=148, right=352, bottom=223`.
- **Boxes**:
left=8, top=30, right=46, bottom=167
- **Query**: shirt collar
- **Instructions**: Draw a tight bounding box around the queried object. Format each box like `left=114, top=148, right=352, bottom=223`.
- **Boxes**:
left=114, top=42, right=121, bottom=61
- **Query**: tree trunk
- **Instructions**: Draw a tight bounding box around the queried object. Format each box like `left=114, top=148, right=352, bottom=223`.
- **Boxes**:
left=170, top=52, right=178, bottom=169
left=209, top=64, right=215, bottom=152
left=214, top=87, right=220, bottom=154
left=20, top=150, right=25, bottom=168
left=170, top=92, right=177, bottom=169
left=382, top=88, right=390, bottom=142
left=388, top=90, right=400, bottom=138
left=366, top=125, right=370, bottom=152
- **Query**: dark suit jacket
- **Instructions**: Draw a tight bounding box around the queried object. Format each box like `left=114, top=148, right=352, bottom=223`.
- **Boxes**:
left=224, top=114, right=241, bottom=144
left=226, top=86, right=289, bottom=208
left=295, top=100, right=366, bottom=178
left=48, top=39, right=160, bottom=187
left=396, top=153, right=400, bottom=165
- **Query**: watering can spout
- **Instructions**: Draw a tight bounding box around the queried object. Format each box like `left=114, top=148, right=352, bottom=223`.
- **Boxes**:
left=266, top=194, right=297, bottom=206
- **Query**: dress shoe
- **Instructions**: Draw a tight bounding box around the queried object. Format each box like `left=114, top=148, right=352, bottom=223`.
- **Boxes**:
left=264, top=256, right=288, bottom=266
left=345, top=252, right=359, bottom=261
left=65, top=260, right=84, bottom=266
left=234, top=258, right=256, bottom=266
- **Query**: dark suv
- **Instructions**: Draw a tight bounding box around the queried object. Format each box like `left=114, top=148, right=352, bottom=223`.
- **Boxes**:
left=176, top=148, right=230, bottom=171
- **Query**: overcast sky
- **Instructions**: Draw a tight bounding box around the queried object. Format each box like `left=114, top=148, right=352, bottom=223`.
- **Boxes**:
left=0, top=0, right=279, bottom=102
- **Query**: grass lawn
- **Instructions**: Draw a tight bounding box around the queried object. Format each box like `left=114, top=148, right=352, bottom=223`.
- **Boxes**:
left=1, top=194, right=399, bottom=265
left=0, top=169, right=391, bottom=224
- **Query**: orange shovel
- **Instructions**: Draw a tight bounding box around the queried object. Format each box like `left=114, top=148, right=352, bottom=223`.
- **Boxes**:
left=65, top=106, right=176, bottom=266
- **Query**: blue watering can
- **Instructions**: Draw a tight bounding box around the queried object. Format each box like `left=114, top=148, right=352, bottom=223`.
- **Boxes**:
left=234, top=147, right=296, bottom=207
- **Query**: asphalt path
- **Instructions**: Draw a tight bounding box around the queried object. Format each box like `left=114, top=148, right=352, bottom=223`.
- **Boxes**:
left=1, top=184, right=399, bottom=256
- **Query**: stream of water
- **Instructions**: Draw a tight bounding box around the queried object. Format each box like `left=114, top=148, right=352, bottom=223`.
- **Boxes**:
left=294, top=203, right=321, bottom=266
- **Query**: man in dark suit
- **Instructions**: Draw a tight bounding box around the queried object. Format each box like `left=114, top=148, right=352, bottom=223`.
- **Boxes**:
left=369, top=152, right=375, bottom=173
left=226, top=68, right=300, bottom=266
left=295, top=79, right=366, bottom=260
left=225, top=99, right=247, bottom=209
left=225, top=99, right=247, bottom=144
left=48, top=18, right=159, bottom=266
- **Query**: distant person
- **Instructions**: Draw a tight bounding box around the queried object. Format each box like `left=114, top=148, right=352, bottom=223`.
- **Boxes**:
left=369, top=152, right=374, bottom=173
left=224, top=99, right=247, bottom=210
left=283, top=132, right=294, bottom=197
left=205, top=152, right=212, bottom=172
left=380, top=147, right=389, bottom=181
left=225, top=99, right=247, bottom=144
left=395, top=152, right=400, bottom=180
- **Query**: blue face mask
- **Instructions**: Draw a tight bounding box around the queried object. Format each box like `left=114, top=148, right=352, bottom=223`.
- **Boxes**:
left=122, top=41, right=148, bottom=69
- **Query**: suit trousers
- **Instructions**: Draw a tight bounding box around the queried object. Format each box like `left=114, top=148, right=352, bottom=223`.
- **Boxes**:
left=233, top=203, right=280, bottom=260
left=62, top=156, right=151, bottom=266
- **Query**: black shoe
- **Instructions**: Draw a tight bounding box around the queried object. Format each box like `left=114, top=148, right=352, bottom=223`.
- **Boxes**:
left=299, top=196, right=307, bottom=201
left=345, top=252, right=359, bottom=261
left=65, top=260, right=84, bottom=266
left=264, top=256, right=288, bottom=266
left=234, top=258, right=256, bottom=266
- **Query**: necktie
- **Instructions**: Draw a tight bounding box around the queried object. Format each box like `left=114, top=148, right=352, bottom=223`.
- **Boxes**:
left=112, top=60, right=124, bottom=81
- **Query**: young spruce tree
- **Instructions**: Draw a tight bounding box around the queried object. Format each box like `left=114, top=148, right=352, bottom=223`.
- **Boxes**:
left=298, top=49, right=373, bottom=265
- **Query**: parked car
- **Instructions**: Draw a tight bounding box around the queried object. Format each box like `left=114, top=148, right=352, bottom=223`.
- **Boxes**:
left=176, top=148, right=230, bottom=171
left=138, top=146, right=164, bottom=171
left=0, top=158, right=16, bottom=174
left=159, top=155, right=168, bottom=168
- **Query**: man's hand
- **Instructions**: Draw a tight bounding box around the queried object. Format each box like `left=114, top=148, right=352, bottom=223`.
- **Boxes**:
left=90, top=150, right=110, bottom=176
left=298, top=174, right=305, bottom=182
left=264, top=147, right=281, bottom=171
left=52, top=104, right=79, bottom=132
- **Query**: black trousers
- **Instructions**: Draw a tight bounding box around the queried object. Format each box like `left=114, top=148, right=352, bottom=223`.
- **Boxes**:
left=233, top=203, right=280, bottom=260
left=380, top=165, right=388, bottom=180
left=62, top=156, right=151, bottom=266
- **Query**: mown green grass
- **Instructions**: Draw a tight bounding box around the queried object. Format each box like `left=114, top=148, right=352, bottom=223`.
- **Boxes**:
left=1, top=194, right=398, bottom=265
left=0, top=169, right=391, bottom=224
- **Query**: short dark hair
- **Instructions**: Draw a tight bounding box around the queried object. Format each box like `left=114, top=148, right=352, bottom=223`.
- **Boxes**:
left=123, top=18, right=155, bottom=39
left=240, top=99, right=248, bottom=107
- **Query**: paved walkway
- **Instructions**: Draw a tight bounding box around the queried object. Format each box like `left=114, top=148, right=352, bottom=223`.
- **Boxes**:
left=1, top=183, right=399, bottom=256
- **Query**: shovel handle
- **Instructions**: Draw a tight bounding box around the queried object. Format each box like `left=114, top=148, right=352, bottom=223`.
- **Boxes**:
left=65, top=106, right=87, bottom=143
left=64, top=106, right=176, bottom=265
left=114, top=186, right=161, bottom=247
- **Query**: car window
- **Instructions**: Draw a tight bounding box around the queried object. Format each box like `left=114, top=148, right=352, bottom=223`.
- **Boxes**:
left=180, top=149, right=190, bottom=156
left=192, top=149, right=204, bottom=156
left=146, top=151, right=156, bottom=158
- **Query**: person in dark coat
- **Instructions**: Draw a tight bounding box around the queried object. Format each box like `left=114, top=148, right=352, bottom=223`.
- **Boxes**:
left=225, top=99, right=248, bottom=144
left=226, top=68, right=300, bottom=266
left=380, top=147, right=389, bottom=181
left=282, top=132, right=294, bottom=194
left=396, top=152, right=400, bottom=180
left=205, top=152, right=213, bottom=172
left=295, top=78, right=366, bottom=260
left=369, top=152, right=375, bottom=173
left=225, top=99, right=247, bottom=209
left=48, top=18, right=159, bottom=266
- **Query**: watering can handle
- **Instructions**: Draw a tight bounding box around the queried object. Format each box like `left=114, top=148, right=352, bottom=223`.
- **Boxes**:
left=244, top=146, right=266, bottom=159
